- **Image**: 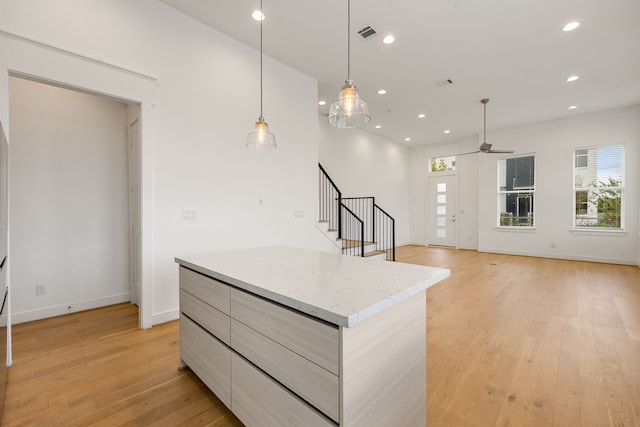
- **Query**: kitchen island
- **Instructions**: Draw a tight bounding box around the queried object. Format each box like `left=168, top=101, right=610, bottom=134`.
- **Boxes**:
left=176, top=246, right=450, bottom=426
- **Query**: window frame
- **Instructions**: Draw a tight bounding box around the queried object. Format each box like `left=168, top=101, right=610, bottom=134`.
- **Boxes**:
left=429, top=155, right=456, bottom=173
left=497, top=153, right=536, bottom=228
left=572, top=143, right=625, bottom=230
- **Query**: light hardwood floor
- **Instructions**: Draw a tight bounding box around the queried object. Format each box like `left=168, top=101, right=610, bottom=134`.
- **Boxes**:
left=3, top=245, right=640, bottom=426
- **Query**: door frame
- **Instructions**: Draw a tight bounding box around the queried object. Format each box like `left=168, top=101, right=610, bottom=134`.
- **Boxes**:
left=128, top=118, right=141, bottom=307
left=1, top=34, right=156, bottom=329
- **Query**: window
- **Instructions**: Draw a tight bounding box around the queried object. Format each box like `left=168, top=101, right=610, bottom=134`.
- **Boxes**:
left=575, top=191, right=588, bottom=215
left=575, top=149, right=588, bottom=168
left=498, top=155, right=535, bottom=227
left=430, top=156, right=456, bottom=172
left=573, top=144, right=624, bottom=229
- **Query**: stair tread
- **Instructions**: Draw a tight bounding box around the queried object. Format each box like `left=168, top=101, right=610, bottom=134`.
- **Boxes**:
left=339, top=239, right=376, bottom=249
left=364, top=250, right=386, bottom=257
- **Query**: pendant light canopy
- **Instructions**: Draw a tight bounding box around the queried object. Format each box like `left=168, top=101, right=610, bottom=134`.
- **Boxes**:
left=246, top=0, right=276, bottom=150
left=328, top=0, right=371, bottom=128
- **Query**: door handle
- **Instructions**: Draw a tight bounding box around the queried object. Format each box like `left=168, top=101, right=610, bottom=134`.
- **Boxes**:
left=452, top=214, right=456, bottom=223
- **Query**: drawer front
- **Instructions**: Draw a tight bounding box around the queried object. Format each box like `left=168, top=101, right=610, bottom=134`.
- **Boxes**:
left=180, top=316, right=231, bottom=408
left=180, top=289, right=230, bottom=345
left=231, top=353, right=335, bottom=427
left=231, top=319, right=339, bottom=421
left=230, top=289, right=339, bottom=375
left=179, top=267, right=230, bottom=315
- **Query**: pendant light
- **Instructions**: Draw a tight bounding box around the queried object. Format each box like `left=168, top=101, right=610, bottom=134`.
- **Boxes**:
left=246, top=0, right=277, bottom=150
left=328, top=0, right=371, bottom=128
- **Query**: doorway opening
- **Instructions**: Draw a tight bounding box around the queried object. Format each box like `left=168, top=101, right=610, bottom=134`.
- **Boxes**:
left=8, top=75, right=142, bottom=325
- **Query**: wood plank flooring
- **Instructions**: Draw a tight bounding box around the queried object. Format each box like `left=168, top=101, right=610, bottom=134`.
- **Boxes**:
left=398, top=245, right=640, bottom=427
left=2, top=245, right=639, bottom=426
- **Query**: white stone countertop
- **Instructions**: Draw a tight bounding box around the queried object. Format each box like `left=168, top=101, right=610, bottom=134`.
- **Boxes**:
left=175, top=246, right=450, bottom=327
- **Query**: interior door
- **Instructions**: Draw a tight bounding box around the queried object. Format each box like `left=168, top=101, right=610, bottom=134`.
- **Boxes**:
left=427, top=175, right=457, bottom=247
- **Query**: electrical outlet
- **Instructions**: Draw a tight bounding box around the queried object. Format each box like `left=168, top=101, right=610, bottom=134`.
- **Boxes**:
left=36, top=284, right=46, bottom=296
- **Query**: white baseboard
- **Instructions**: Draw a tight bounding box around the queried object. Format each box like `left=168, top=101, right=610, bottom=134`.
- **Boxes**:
left=152, top=308, right=179, bottom=325
left=10, top=292, right=131, bottom=325
left=478, top=247, right=637, bottom=266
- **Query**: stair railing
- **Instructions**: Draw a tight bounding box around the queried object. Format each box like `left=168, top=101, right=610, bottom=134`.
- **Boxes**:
left=342, top=197, right=375, bottom=242
left=340, top=203, right=365, bottom=257
left=319, top=163, right=395, bottom=260
left=342, top=197, right=396, bottom=261
left=374, top=204, right=396, bottom=261
left=318, top=163, right=342, bottom=238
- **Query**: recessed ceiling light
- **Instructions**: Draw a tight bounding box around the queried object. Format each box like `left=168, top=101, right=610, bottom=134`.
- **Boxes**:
left=404, top=137, right=411, bottom=141
left=418, top=113, right=426, bottom=119
left=318, top=100, right=326, bottom=106
left=375, top=125, right=382, bottom=129
left=377, top=89, right=387, bottom=95
left=382, top=35, right=395, bottom=44
left=568, top=105, right=578, bottom=110
left=251, top=10, right=265, bottom=21
left=443, top=130, right=451, bottom=134
left=562, top=21, right=580, bottom=32
left=566, top=75, right=580, bottom=82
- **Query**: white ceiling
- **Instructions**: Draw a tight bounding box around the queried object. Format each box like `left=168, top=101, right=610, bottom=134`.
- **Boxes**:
left=158, top=0, right=640, bottom=147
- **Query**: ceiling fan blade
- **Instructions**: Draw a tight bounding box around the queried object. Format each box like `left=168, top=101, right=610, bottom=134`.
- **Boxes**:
left=487, top=149, right=515, bottom=154
left=456, top=150, right=481, bottom=156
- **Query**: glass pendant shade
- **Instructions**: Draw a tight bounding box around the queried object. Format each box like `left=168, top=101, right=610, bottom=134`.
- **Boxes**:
left=246, top=115, right=277, bottom=150
left=328, top=79, right=371, bottom=128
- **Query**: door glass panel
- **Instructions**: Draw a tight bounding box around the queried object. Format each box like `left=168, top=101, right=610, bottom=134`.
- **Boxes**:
left=437, top=228, right=446, bottom=237
left=437, top=194, right=446, bottom=204
left=437, top=217, right=446, bottom=227
left=437, top=205, right=446, bottom=215
left=437, top=183, right=447, bottom=192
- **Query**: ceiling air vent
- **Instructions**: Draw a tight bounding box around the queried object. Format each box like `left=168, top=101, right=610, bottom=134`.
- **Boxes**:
left=357, top=26, right=378, bottom=40
left=434, top=78, right=454, bottom=87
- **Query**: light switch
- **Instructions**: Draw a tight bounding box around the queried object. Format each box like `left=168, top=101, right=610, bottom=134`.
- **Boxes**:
left=182, top=209, right=197, bottom=221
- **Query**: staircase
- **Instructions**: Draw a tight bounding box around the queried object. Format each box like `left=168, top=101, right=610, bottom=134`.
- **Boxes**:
left=318, top=163, right=396, bottom=261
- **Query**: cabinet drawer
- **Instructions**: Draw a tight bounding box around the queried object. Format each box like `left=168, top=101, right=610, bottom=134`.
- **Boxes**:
left=231, top=319, right=339, bottom=421
left=180, top=316, right=231, bottom=408
left=180, top=289, right=230, bottom=345
left=230, top=289, right=339, bottom=375
left=231, top=353, right=335, bottom=427
left=179, top=267, right=230, bottom=315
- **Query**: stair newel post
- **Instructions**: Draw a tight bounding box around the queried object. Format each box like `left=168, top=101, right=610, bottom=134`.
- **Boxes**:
left=338, top=191, right=342, bottom=240
left=392, top=216, right=396, bottom=261
left=360, top=219, right=365, bottom=257
left=371, top=197, right=376, bottom=248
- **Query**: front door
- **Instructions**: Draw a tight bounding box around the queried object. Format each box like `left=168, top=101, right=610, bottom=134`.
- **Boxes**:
left=427, top=175, right=457, bottom=247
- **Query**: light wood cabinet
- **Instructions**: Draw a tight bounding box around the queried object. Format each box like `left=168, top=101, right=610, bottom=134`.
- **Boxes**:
left=179, top=315, right=231, bottom=408
left=179, top=260, right=429, bottom=427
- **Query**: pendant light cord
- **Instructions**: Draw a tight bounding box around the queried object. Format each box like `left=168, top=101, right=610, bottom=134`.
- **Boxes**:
left=260, top=0, right=264, bottom=117
left=347, top=0, right=351, bottom=80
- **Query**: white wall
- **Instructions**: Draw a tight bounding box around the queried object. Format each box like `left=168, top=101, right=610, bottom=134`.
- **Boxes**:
left=408, top=136, right=479, bottom=248
left=1, top=0, right=333, bottom=325
left=9, top=77, right=130, bottom=321
left=477, top=105, right=640, bottom=265
left=318, top=116, right=411, bottom=245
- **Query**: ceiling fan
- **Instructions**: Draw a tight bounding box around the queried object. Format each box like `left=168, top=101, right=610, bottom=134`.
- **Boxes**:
left=458, top=99, right=515, bottom=155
